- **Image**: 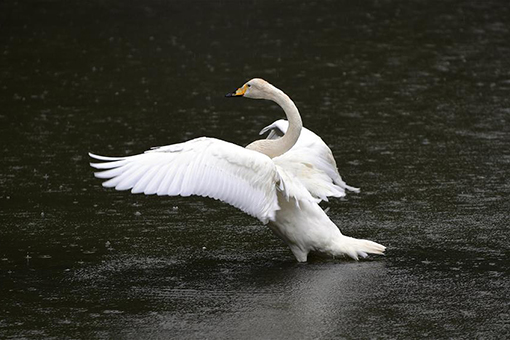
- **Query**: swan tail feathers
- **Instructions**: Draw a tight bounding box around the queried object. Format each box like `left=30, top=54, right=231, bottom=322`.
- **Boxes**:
left=332, top=236, right=386, bottom=260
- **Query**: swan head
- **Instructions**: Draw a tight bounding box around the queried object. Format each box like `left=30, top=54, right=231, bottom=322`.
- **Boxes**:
left=226, top=78, right=277, bottom=100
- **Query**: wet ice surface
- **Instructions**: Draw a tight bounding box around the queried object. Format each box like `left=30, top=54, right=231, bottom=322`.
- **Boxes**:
left=1, top=0, right=509, bottom=338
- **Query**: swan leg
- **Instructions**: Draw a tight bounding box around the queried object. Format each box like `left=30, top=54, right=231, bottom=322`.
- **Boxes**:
left=289, top=246, right=309, bottom=263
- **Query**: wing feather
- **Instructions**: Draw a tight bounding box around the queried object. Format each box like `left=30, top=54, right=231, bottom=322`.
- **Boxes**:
left=93, top=165, right=129, bottom=179
left=117, top=165, right=148, bottom=191
left=132, top=165, right=160, bottom=194
left=102, top=164, right=140, bottom=189
left=156, top=163, right=176, bottom=196
left=90, top=159, right=130, bottom=170
left=261, top=119, right=360, bottom=201
left=145, top=164, right=170, bottom=195
left=90, top=137, right=281, bottom=223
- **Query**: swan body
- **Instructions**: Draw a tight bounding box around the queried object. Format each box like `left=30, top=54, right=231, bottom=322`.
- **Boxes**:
left=90, top=78, right=385, bottom=262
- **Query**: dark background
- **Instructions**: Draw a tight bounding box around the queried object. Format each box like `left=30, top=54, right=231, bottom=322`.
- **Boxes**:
left=1, top=0, right=509, bottom=338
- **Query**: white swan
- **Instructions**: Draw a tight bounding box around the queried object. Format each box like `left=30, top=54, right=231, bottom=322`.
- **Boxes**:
left=89, top=78, right=385, bottom=262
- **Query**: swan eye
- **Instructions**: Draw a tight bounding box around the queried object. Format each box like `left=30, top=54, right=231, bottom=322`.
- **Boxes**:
left=247, top=84, right=251, bottom=87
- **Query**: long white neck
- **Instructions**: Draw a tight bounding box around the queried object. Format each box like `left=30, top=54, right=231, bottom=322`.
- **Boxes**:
left=269, top=88, right=302, bottom=156
left=246, top=87, right=302, bottom=158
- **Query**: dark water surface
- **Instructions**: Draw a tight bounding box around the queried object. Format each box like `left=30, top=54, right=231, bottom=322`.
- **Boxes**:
left=1, top=0, right=509, bottom=338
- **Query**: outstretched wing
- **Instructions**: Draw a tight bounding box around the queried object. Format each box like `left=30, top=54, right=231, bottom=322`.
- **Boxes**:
left=260, top=119, right=360, bottom=201
left=90, top=137, right=281, bottom=224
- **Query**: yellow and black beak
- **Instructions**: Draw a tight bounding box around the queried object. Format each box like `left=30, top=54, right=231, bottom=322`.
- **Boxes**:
left=225, top=84, right=248, bottom=97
